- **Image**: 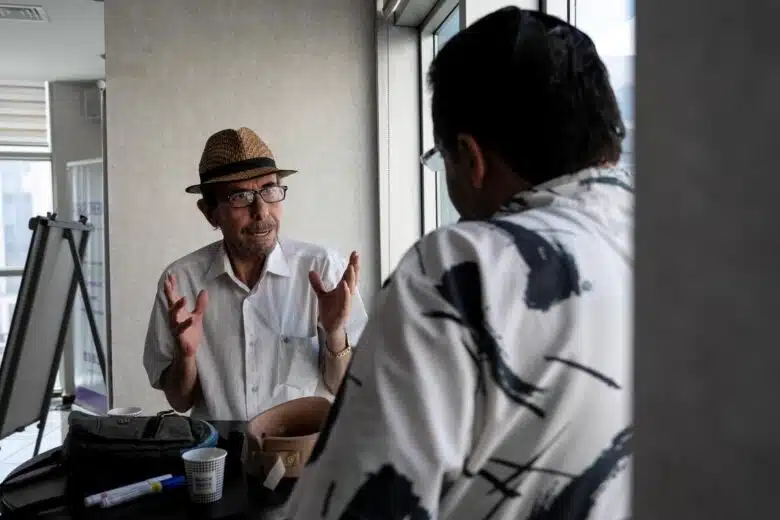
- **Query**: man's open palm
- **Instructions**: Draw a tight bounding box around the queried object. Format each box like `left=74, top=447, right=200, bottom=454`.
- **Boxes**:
left=164, top=273, right=208, bottom=358
left=308, top=251, right=360, bottom=335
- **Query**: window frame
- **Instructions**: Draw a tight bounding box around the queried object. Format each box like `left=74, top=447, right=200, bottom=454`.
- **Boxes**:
left=419, top=0, right=462, bottom=234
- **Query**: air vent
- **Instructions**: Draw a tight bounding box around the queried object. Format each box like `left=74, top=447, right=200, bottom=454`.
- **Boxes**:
left=0, top=4, right=48, bottom=22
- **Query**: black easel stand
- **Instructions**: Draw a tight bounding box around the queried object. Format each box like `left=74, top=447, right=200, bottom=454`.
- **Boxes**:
left=0, top=214, right=107, bottom=457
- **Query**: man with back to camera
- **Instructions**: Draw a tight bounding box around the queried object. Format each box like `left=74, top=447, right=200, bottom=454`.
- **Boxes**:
left=142, top=127, right=368, bottom=421
left=286, top=7, right=632, bottom=520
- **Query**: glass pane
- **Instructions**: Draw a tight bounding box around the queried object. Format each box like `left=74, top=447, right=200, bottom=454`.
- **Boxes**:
left=574, top=0, right=635, bottom=168
left=435, top=6, right=460, bottom=52
left=0, top=159, right=54, bottom=269
left=0, top=276, right=20, bottom=360
left=434, top=5, right=462, bottom=227
left=0, top=159, right=55, bottom=386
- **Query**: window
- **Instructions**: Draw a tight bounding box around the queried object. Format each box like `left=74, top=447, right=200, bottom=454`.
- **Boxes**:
left=551, top=0, right=635, bottom=167
left=420, top=1, right=464, bottom=232
left=432, top=6, right=462, bottom=227
left=0, top=159, right=54, bottom=361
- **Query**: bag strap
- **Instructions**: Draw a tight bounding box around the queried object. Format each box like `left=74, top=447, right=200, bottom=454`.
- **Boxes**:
left=141, top=409, right=177, bottom=439
left=0, top=449, right=68, bottom=516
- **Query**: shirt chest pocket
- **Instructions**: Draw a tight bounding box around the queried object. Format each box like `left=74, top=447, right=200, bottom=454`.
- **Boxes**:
left=274, top=334, right=320, bottom=399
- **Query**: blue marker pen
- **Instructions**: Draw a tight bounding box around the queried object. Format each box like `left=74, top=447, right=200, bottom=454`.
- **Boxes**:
left=100, top=475, right=186, bottom=508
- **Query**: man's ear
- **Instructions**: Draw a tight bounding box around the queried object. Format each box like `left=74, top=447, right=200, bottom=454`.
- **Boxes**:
left=456, top=133, right=487, bottom=189
left=197, top=199, right=219, bottom=229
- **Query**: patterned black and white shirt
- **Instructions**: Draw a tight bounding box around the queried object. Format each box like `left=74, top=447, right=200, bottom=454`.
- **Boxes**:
left=285, top=165, right=633, bottom=520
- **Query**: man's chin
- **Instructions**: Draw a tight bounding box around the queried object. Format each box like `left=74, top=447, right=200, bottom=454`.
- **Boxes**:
left=244, top=230, right=277, bottom=253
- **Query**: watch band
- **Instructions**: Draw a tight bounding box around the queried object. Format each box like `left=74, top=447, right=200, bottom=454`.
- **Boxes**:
left=318, top=324, right=352, bottom=359
left=326, top=341, right=352, bottom=359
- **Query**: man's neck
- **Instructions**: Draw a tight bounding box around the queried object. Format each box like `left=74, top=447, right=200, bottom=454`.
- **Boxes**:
left=475, top=173, right=532, bottom=220
left=225, top=245, right=267, bottom=288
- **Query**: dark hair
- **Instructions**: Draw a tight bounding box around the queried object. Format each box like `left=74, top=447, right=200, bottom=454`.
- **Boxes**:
left=428, top=7, right=626, bottom=185
left=200, top=184, right=219, bottom=210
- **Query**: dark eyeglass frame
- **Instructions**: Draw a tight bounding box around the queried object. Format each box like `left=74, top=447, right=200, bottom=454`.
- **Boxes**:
left=225, top=185, right=288, bottom=208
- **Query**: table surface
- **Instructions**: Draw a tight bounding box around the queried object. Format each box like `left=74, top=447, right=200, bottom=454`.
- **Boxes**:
left=0, top=420, right=293, bottom=519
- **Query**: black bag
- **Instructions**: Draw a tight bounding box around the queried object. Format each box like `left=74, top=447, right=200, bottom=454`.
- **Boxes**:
left=63, top=410, right=218, bottom=510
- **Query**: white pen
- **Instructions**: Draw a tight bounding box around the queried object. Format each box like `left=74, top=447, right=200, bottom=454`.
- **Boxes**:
left=100, top=476, right=186, bottom=508
left=84, top=474, right=173, bottom=507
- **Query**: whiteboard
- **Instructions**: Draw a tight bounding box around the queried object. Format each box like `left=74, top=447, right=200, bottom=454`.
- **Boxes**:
left=0, top=216, right=93, bottom=440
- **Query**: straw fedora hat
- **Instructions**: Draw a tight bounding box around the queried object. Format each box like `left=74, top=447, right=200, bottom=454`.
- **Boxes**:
left=185, top=127, right=297, bottom=194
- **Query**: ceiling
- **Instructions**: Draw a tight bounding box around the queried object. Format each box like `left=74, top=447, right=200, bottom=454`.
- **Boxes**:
left=0, top=0, right=104, bottom=81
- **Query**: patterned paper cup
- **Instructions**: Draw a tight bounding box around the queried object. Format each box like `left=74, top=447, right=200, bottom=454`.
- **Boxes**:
left=181, top=447, right=228, bottom=503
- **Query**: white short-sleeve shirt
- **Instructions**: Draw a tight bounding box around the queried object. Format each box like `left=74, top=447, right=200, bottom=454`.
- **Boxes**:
left=142, top=238, right=368, bottom=421
left=286, top=166, right=633, bottom=520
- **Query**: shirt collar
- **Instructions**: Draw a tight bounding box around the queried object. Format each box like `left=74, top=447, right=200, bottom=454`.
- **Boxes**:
left=495, top=164, right=634, bottom=216
left=205, top=239, right=292, bottom=283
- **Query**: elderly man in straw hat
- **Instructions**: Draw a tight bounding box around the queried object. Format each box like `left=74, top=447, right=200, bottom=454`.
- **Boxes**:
left=142, top=127, right=368, bottom=421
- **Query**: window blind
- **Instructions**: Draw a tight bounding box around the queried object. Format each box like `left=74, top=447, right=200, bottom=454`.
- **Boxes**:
left=0, top=81, right=49, bottom=149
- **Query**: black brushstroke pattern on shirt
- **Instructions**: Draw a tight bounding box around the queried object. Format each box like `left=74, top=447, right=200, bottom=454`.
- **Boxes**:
left=414, top=242, right=427, bottom=275
left=338, top=464, right=431, bottom=520
left=346, top=374, right=363, bottom=387
left=463, top=425, right=572, bottom=520
left=486, top=425, right=571, bottom=497
left=423, top=261, right=546, bottom=417
left=527, top=426, right=633, bottom=520
left=579, top=176, right=633, bottom=193
left=544, top=355, right=621, bottom=389
left=381, top=275, right=393, bottom=290
left=322, top=481, right=336, bottom=517
left=487, top=220, right=581, bottom=311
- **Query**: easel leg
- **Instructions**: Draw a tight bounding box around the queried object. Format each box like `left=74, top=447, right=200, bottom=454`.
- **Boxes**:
left=33, top=412, right=48, bottom=457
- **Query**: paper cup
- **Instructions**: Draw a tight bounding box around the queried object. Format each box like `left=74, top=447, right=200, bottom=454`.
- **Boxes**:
left=107, top=407, right=143, bottom=417
left=182, top=447, right=228, bottom=503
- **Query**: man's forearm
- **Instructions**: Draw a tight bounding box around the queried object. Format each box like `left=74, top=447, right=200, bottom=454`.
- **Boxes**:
left=322, top=330, right=352, bottom=394
left=161, top=354, right=199, bottom=413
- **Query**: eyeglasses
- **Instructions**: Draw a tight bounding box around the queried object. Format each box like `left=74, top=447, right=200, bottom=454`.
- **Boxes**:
left=421, top=147, right=445, bottom=173
left=225, top=185, right=288, bottom=208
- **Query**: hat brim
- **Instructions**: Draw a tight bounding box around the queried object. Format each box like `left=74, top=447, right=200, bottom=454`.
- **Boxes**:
left=185, top=166, right=298, bottom=194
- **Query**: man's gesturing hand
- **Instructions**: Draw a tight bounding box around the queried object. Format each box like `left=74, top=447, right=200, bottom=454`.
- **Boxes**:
left=164, top=273, right=208, bottom=358
left=308, top=251, right=360, bottom=336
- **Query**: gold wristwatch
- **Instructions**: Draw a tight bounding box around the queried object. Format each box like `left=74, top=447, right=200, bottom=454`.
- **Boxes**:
left=318, top=325, right=352, bottom=359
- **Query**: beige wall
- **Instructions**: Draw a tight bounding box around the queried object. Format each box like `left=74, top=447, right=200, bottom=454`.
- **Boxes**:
left=49, top=81, right=103, bottom=218
left=104, top=0, right=378, bottom=411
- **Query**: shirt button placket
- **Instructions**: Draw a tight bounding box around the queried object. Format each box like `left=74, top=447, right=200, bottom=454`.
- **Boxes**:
left=243, top=298, right=255, bottom=416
